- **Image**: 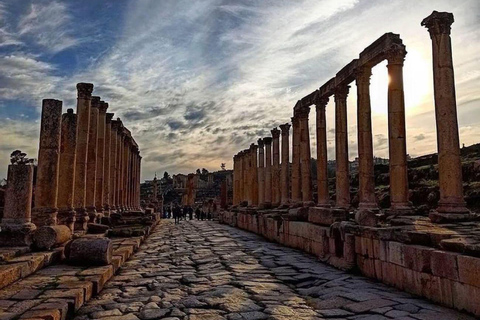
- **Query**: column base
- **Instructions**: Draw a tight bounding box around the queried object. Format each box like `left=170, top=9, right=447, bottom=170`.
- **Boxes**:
left=302, top=201, right=315, bottom=207
left=0, top=223, right=36, bottom=247
left=74, top=207, right=89, bottom=231
left=308, top=207, right=347, bottom=226
left=436, top=201, right=471, bottom=214
left=32, top=207, right=58, bottom=227
left=355, top=207, right=382, bottom=227
left=57, top=208, right=76, bottom=231
left=386, top=202, right=415, bottom=216
left=429, top=211, right=478, bottom=224
left=87, top=206, right=98, bottom=223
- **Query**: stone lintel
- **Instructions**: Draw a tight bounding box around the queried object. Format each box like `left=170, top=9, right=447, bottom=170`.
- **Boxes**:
left=319, top=77, right=335, bottom=99
left=335, top=59, right=358, bottom=87
left=359, top=32, right=403, bottom=67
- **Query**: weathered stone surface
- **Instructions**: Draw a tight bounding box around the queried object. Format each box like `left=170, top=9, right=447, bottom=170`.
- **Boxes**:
left=32, top=226, right=72, bottom=250
left=67, top=238, right=113, bottom=266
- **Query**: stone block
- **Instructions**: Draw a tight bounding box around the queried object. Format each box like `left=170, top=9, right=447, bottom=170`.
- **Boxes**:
left=403, top=245, right=433, bottom=273
left=457, top=255, right=480, bottom=288
left=355, top=236, right=362, bottom=255
left=387, top=241, right=405, bottom=266
left=0, top=264, right=22, bottom=290
left=452, top=282, right=480, bottom=317
left=19, top=309, right=61, bottom=320
left=33, top=300, right=69, bottom=320
left=361, top=237, right=374, bottom=257
left=430, top=250, right=459, bottom=281
left=308, top=207, right=347, bottom=226
left=38, top=289, right=84, bottom=312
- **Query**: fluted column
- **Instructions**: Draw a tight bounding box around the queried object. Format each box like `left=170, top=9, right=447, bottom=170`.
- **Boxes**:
left=315, top=98, right=329, bottom=206
left=86, top=96, right=100, bottom=222
left=422, top=11, right=470, bottom=221
left=238, top=152, right=244, bottom=204
left=73, top=83, right=93, bottom=231
left=103, top=112, right=114, bottom=214
left=298, top=106, right=313, bottom=204
left=250, top=144, right=259, bottom=205
left=257, top=139, right=265, bottom=205
left=122, top=130, right=130, bottom=211
left=33, top=99, right=63, bottom=227
left=264, top=137, right=273, bottom=205
left=116, top=120, right=124, bottom=211
left=110, top=120, right=120, bottom=212
left=386, top=44, right=412, bottom=212
left=335, top=86, right=351, bottom=209
left=95, top=101, right=108, bottom=216
left=291, top=116, right=302, bottom=203
left=271, top=128, right=281, bottom=206
left=242, top=149, right=250, bottom=204
left=233, top=154, right=238, bottom=205
left=356, top=66, right=377, bottom=210
left=57, top=109, right=77, bottom=230
left=138, top=155, right=142, bottom=208
left=279, top=123, right=291, bottom=205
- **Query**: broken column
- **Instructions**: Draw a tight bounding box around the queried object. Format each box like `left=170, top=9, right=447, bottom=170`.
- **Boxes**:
left=0, top=153, right=36, bottom=246
left=33, top=225, right=72, bottom=250
left=33, top=99, right=63, bottom=226
left=334, top=86, right=351, bottom=209
left=315, top=97, right=330, bottom=207
left=291, top=114, right=302, bottom=203
left=271, top=128, right=281, bottom=206
left=257, top=139, right=265, bottom=206
left=422, top=11, right=472, bottom=222
left=86, top=96, right=100, bottom=222
left=386, top=44, right=412, bottom=213
left=73, top=83, right=94, bottom=231
left=264, top=137, right=273, bottom=206
left=95, top=101, right=108, bottom=216
left=355, top=66, right=379, bottom=226
left=298, top=106, right=313, bottom=205
left=279, top=123, right=291, bottom=205
left=57, top=109, right=77, bottom=230
left=66, top=237, right=113, bottom=266
left=103, top=112, right=114, bottom=215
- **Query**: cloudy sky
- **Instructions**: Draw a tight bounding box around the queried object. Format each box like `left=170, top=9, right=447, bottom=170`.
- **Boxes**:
left=0, top=0, right=479, bottom=181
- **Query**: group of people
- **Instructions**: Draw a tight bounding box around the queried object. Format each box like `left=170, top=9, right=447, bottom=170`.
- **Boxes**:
left=163, top=204, right=214, bottom=224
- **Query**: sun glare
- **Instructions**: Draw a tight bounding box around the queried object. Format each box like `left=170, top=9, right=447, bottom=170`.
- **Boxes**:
left=403, top=48, right=432, bottom=114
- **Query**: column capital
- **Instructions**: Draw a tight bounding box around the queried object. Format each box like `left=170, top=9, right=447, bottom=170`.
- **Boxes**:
left=98, top=101, right=109, bottom=114
left=295, top=106, right=310, bottom=119
left=263, top=137, right=273, bottom=145
left=279, top=123, right=291, bottom=134
left=314, top=96, right=329, bottom=111
left=76, top=83, right=93, bottom=99
left=106, top=112, right=114, bottom=123
left=385, top=43, right=407, bottom=66
left=335, top=85, right=350, bottom=101
left=355, top=66, right=372, bottom=84
left=422, top=11, right=454, bottom=36
left=91, top=96, right=101, bottom=108
left=271, top=127, right=280, bottom=139
left=250, top=143, right=258, bottom=152
left=257, top=138, right=264, bottom=148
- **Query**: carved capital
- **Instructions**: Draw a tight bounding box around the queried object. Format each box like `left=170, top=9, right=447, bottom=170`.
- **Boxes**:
left=257, top=138, right=264, bottom=148
left=314, top=97, right=329, bottom=113
left=385, top=43, right=407, bottom=66
left=422, top=11, right=454, bottom=37
left=106, top=112, right=114, bottom=123
left=271, top=127, right=280, bottom=139
left=250, top=143, right=258, bottom=152
left=295, top=106, right=310, bottom=119
left=76, top=83, right=93, bottom=99
left=355, top=66, right=372, bottom=85
left=263, top=137, right=273, bottom=145
left=279, top=123, right=291, bottom=134
left=98, top=101, right=109, bottom=113
left=91, top=96, right=101, bottom=108
left=334, top=85, right=350, bottom=101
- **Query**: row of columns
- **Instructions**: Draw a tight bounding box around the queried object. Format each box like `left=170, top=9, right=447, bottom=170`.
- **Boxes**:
left=232, top=11, right=470, bottom=223
left=29, top=83, right=142, bottom=232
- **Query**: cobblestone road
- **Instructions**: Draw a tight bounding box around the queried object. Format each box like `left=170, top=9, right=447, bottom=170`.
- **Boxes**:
left=74, top=221, right=474, bottom=320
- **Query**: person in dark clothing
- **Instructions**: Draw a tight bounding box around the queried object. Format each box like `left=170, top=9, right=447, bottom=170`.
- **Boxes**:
left=195, top=207, right=201, bottom=220
left=207, top=209, right=212, bottom=220
left=182, top=206, right=188, bottom=221
left=173, top=205, right=181, bottom=224
left=200, top=209, right=205, bottom=221
left=188, top=206, right=193, bottom=220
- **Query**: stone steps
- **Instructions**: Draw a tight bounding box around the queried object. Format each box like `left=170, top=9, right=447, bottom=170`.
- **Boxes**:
left=0, top=220, right=162, bottom=320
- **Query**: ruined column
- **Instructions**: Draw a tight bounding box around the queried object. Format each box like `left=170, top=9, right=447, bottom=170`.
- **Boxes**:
left=109, top=120, right=119, bottom=212
left=103, top=112, right=114, bottom=215
left=298, top=106, right=313, bottom=205
left=121, top=130, right=130, bottom=211
left=242, top=149, right=250, bottom=205
left=422, top=11, right=471, bottom=221
left=271, top=128, right=281, bottom=206
left=95, top=101, right=108, bottom=216
left=138, top=154, right=142, bottom=208
left=233, top=154, right=238, bottom=205
left=291, top=115, right=302, bottom=203
left=257, top=139, right=265, bottom=206
left=238, top=151, right=244, bottom=204
left=33, top=99, right=63, bottom=226
left=315, top=98, right=330, bottom=206
left=250, top=144, right=259, bottom=206
left=116, top=122, right=124, bottom=211
left=0, top=155, right=36, bottom=246
left=73, top=83, right=94, bottom=231
left=264, top=137, right=273, bottom=206
left=57, top=109, right=77, bottom=230
left=86, top=96, right=100, bottom=222
left=335, top=86, right=351, bottom=209
left=279, top=123, right=291, bottom=205
left=386, top=44, right=412, bottom=213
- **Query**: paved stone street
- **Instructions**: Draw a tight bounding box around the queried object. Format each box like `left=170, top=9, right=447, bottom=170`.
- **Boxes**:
left=74, top=221, right=474, bottom=320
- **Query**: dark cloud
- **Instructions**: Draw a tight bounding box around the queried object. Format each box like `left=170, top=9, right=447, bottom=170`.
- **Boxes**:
left=414, top=133, right=426, bottom=141
left=123, top=107, right=167, bottom=121
left=167, top=120, right=185, bottom=131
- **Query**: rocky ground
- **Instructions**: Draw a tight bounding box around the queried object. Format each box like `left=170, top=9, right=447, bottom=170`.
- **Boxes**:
left=73, top=220, right=474, bottom=320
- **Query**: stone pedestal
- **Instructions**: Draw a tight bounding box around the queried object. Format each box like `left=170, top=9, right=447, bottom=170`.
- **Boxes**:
left=0, top=163, right=36, bottom=246
left=279, top=123, right=291, bottom=206
left=335, top=86, right=351, bottom=209
left=271, top=128, right=281, bottom=206
left=57, top=109, right=77, bottom=230
left=422, top=11, right=473, bottom=222
left=73, top=83, right=94, bottom=231
left=86, top=96, right=100, bottom=221
left=33, top=99, right=63, bottom=227
left=264, top=137, right=273, bottom=206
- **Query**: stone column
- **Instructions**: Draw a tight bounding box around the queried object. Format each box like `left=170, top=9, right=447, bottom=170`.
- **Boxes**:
left=291, top=115, right=302, bottom=203
left=0, top=159, right=36, bottom=246
left=73, top=83, right=94, bottom=231
left=125, top=134, right=131, bottom=210
left=242, top=149, right=250, bottom=205
left=315, top=98, right=330, bottom=206
left=264, top=137, right=273, bottom=206
left=298, top=106, right=313, bottom=205
left=422, top=11, right=471, bottom=221
left=86, top=96, right=100, bottom=222
left=103, top=112, right=114, bottom=215
left=33, top=99, right=63, bottom=227
left=138, top=155, right=142, bottom=209
left=356, top=66, right=377, bottom=210
left=57, top=109, right=77, bottom=230
left=250, top=144, right=259, bottom=206
left=95, top=101, right=108, bottom=216
left=257, top=139, right=265, bottom=206
left=279, top=123, right=291, bottom=205
left=116, top=122, right=124, bottom=211
left=238, top=151, right=244, bottom=204
left=110, top=120, right=119, bottom=212
left=233, top=154, right=238, bottom=205
left=121, top=130, right=129, bottom=211
left=271, top=128, right=281, bottom=206
left=335, top=86, right=351, bottom=209
left=386, top=44, right=412, bottom=213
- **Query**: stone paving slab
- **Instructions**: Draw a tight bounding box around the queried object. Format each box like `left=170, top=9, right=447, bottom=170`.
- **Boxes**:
left=73, top=220, right=475, bottom=320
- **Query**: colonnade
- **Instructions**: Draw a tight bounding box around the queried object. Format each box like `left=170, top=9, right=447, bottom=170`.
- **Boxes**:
left=233, top=11, right=471, bottom=224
